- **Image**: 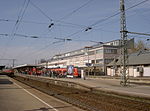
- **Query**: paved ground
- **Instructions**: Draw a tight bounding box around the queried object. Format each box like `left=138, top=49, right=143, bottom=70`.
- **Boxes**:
left=49, top=77, right=150, bottom=98
left=0, top=75, right=85, bottom=111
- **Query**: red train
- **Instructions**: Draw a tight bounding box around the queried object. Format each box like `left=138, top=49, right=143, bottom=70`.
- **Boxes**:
left=13, top=64, right=81, bottom=78
left=1, top=68, right=14, bottom=77
left=47, top=66, right=81, bottom=78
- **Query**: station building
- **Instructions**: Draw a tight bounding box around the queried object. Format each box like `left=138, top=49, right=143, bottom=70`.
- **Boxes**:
left=107, top=50, right=150, bottom=77
left=40, top=39, right=134, bottom=75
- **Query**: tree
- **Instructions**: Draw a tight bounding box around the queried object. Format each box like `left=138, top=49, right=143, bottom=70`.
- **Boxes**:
left=130, top=40, right=148, bottom=53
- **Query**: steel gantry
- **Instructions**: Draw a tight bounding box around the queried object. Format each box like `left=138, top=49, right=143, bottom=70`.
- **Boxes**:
left=120, top=0, right=129, bottom=86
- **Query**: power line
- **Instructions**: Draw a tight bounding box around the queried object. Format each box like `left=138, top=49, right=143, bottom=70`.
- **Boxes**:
left=16, top=41, right=54, bottom=60
left=58, top=0, right=94, bottom=20
left=126, top=0, right=149, bottom=11
left=13, top=30, right=82, bottom=59
left=128, top=35, right=150, bottom=39
left=30, top=1, right=53, bottom=21
left=16, top=30, right=81, bottom=58
left=0, top=17, right=121, bottom=34
left=2, top=0, right=149, bottom=64
left=14, top=30, right=97, bottom=60
left=87, top=0, right=149, bottom=29
left=0, top=33, right=105, bottom=44
left=14, top=0, right=30, bottom=35
left=0, top=0, right=30, bottom=59
left=10, top=0, right=30, bottom=37
left=94, top=2, right=150, bottom=30
left=0, top=18, right=86, bottom=29
left=0, top=33, right=54, bottom=39
left=30, top=1, right=88, bottom=29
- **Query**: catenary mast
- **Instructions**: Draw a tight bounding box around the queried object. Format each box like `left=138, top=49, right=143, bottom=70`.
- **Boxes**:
left=120, top=0, right=129, bottom=86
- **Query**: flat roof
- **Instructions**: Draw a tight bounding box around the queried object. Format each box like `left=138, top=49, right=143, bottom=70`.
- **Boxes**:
left=13, top=64, right=37, bottom=69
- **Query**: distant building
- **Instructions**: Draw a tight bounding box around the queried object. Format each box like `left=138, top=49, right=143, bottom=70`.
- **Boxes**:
left=107, top=50, right=150, bottom=77
left=40, top=39, right=134, bottom=75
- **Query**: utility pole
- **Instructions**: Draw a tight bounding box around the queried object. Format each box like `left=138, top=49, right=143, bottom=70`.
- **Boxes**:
left=120, top=0, right=129, bottom=86
left=12, top=59, right=16, bottom=67
left=0, top=59, right=16, bottom=68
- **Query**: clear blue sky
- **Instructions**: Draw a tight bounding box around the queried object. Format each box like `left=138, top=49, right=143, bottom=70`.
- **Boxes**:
left=0, top=0, right=150, bottom=66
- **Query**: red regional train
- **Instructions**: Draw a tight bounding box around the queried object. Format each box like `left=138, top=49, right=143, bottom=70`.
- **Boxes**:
left=47, top=66, right=81, bottom=78
left=12, top=64, right=81, bottom=78
left=1, top=68, right=14, bottom=77
left=47, top=65, right=81, bottom=78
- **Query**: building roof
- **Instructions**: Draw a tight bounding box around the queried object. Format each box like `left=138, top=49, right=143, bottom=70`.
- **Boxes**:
left=13, top=64, right=37, bottom=69
left=107, top=50, right=150, bottom=66
left=51, top=39, right=126, bottom=60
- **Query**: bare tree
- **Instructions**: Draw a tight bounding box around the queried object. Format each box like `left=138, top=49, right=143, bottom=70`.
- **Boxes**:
left=130, top=40, right=148, bottom=53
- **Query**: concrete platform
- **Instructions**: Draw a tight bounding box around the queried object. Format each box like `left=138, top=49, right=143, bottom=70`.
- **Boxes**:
left=0, top=75, right=85, bottom=111
left=45, top=77, right=150, bottom=98
left=14, top=74, right=150, bottom=98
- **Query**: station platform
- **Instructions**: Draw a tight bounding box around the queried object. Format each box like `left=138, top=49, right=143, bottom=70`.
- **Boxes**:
left=14, top=74, right=150, bottom=98
left=44, top=76, right=150, bottom=98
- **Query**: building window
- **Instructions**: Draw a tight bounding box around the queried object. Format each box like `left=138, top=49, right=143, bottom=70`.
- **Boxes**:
left=96, top=59, right=103, bottom=63
left=81, top=49, right=84, bottom=52
left=104, top=49, right=117, bottom=54
left=104, top=59, right=114, bottom=64
left=110, top=43, right=113, bottom=45
left=65, top=53, right=70, bottom=56
left=91, top=60, right=95, bottom=64
left=88, top=51, right=95, bottom=55
left=96, top=49, right=103, bottom=54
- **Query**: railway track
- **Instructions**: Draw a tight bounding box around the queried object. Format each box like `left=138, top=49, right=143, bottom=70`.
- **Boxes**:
left=14, top=76, right=150, bottom=111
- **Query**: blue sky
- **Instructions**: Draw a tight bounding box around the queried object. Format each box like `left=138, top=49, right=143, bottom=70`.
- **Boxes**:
left=0, top=0, right=150, bottom=66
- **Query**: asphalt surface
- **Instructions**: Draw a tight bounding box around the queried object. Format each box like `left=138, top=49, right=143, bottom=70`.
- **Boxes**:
left=0, top=75, right=85, bottom=111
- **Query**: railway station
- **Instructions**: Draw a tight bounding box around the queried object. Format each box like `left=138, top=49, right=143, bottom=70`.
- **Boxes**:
left=1, top=0, right=150, bottom=111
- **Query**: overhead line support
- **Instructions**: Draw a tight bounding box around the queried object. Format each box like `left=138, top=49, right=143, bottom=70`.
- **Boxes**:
left=120, top=0, right=129, bottom=86
left=121, top=30, right=150, bottom=36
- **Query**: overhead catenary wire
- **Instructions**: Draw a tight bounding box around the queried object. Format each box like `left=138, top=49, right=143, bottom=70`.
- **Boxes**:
left=1, top=0, right=149, bottom=64
left=13, top=30, right=83, bottom=60
left=2, top=0, right=146, bottom=33
left=0, top=33, right=56, bottom=40
left=13, top=0, right=27, bottom=29
left=128, top=35, right=150, bottom=39
left=13, top=0, right=30, bottom=36
left=29, top=1, right=88, bottom=29
left=0, top=18, right=86, bottom=29
left=16, top=41, right=55, bottom=60
left=0, top=0, right=30, bottom=59
left=0, top=33, right=104, bottom=43
left=86, top=0, right=149, bottom=29
left=30, top=1, right=53, bottom=21
left=0, top=17, right=120, bottom=35
left=58, top=0, right=94, bottom=20
left=15, top=32, right=102, bottom=61
left=92, top=1, right=150, bottom=31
